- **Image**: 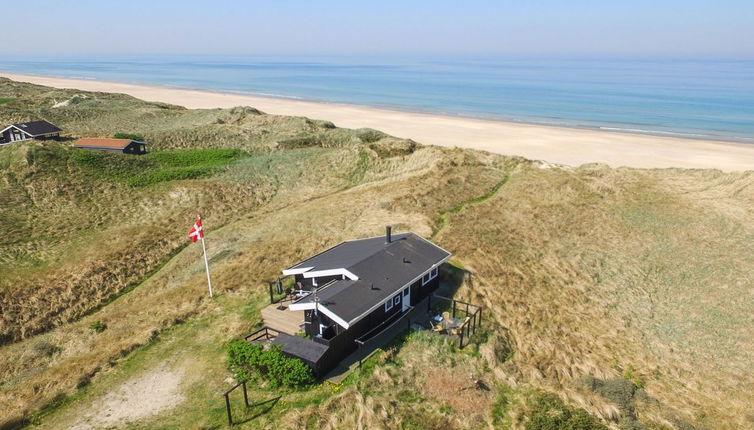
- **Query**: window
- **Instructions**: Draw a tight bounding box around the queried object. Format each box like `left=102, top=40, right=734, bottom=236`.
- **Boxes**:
left=312, top=277, right=318, bottom=287
left=385, top=298, right=393, bottom=311
left=422, top=266, right=439, bottom=285
left=393, top=295, right=401, bottom=306
left=403, top=288, right=409, bottom=297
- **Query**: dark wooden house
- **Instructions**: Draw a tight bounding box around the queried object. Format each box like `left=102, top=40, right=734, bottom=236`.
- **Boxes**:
left=73, top=138, right=148, bottom=155
left=0, top=120, right=62, bottom=144
left=272, top=227, right=451, bottom=376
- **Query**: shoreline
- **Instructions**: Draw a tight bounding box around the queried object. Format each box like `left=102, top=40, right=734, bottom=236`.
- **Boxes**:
left=7, top=70, right=751, bottom=145
left=3, top=71, right=754, bottom=172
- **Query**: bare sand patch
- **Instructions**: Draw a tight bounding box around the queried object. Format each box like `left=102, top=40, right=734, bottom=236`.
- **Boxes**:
left=64, top=365, right=186, bottom=430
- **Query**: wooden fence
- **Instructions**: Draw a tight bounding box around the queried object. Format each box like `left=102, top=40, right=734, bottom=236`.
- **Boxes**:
left=427, top=294, right=483, bottom=349
left=223, top=379, right=280, bottom=426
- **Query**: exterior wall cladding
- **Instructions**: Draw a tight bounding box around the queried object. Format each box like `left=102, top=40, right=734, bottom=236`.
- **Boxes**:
left=301, top=273, right=441, bottom=376
left=294, top=274, right=343, bottom=290
left=1, top=130, right=59, bottom=143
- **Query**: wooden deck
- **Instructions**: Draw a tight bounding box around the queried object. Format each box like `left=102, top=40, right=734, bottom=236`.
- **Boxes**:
left=260, top=302, right=305, bottom=335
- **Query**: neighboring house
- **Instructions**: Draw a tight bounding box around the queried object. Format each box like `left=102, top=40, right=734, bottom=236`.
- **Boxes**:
left=73, top=138, right=148, bottom=155
left=0, top=120, right=62, bottom=144
left=266, top=227, right=451, bottom=376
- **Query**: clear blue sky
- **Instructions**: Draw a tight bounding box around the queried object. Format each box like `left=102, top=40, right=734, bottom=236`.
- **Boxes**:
left=2, top=0, right=753, bottom=57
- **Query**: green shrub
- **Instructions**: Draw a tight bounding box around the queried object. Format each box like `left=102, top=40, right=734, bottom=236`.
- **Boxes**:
left=525, top=394, right=606, bottom=430
left=356, top=129, right=387, bottom=143
left=0, top=97, right=14, bottom=105
left=492, top=386, right=514, bottom=425
left=89, top=320, right=107, bottom=333
left=113, top=132, right=145, bottom=141
left=226, top=340, right=314, bottom=388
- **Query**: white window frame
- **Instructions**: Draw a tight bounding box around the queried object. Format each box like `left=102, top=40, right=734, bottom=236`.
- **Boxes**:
left=393, top=294, right=401, bottom=306
left=385, top=298, right=393, bottom=311
left=422, top=267, right=439, bottom=285
left=312, top=277, right=318, bottom=287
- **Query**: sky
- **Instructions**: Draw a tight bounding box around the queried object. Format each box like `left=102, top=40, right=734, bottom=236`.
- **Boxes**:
left=1, top=0, right=753, bottom=57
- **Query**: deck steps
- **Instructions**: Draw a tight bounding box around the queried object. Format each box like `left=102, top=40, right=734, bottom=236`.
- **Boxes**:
left=261, top=304, right=304, bottom=335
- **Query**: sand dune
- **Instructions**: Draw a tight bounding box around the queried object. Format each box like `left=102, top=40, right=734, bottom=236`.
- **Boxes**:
left=3, top=72, right=753, bottom=171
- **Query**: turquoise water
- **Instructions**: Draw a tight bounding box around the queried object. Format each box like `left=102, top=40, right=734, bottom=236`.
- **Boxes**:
left=2, top=55, right=753, bottom=142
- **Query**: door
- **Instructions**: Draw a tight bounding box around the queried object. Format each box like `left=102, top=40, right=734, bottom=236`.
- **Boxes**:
left=402, top=287, right=410, bottom=311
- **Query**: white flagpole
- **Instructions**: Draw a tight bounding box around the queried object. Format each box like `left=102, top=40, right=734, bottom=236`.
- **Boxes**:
left=198, top=215, right=214, bottom=298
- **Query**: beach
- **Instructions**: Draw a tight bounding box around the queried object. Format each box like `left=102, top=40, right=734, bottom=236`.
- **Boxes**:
left=3, top=71, right=754, bottom=172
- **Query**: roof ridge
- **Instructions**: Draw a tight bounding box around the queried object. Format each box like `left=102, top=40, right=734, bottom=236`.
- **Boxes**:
left=286, top=231, right=416, bottom=271
left=330, top=232, right=416, bottom=271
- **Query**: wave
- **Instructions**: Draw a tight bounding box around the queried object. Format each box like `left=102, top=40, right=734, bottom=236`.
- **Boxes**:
left=598, top=127, right=754, bottom=143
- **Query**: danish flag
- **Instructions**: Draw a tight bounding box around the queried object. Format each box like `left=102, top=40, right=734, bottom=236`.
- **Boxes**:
left=188, top=217, right=204, bottom=243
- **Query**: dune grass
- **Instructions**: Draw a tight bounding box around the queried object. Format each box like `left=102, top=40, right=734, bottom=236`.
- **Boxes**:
left=70, top=147, right=250, bottom=186
left=2, top=78, right=754, bottom=429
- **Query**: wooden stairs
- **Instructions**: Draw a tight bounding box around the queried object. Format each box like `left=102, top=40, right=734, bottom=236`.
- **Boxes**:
left=261, top=303, right=305, bottom=335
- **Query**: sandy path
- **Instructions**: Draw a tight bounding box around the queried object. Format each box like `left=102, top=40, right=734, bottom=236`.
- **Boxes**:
left=3, top=72, right=754, bottom=172
left=54, top=365, right=186, bottom=430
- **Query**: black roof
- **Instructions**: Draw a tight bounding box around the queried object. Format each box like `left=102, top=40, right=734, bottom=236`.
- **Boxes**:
left=291, top=233, right=450, bottom=326
left=11, top=120, right=62, bottom=136
left=286, top=232, right=413, bottom=273
left=272, top=333, right=329, bottom=366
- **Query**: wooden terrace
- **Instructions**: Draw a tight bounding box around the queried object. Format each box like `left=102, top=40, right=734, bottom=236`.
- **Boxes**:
left=260, top=302, right=305, bottom=335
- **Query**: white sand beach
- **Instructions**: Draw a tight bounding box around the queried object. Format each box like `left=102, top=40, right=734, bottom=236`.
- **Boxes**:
left=3, top=72, right=754, bottom=171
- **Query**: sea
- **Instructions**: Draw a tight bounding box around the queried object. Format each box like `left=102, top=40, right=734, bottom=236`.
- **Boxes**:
left=2, top=55, right=753, bottom=143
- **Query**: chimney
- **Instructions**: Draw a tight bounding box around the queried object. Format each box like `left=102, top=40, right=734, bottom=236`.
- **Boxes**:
left=386, top=225, right=392, bottom=243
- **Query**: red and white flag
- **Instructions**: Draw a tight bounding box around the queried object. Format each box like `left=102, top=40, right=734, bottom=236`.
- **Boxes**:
left=188, top=218, right=204, bottom=243
left=188, top=214, right=214, bottom=297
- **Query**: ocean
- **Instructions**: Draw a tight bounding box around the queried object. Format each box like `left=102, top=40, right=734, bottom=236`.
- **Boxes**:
left=2, top=55, right=753, bottom=143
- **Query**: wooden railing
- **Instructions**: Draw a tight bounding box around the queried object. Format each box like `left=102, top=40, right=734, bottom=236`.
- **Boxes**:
left=243, top=326, right=280, bottom=342
left=354, top=306, right=415, bottom=368
left=427, top=294, right=483, bottom=349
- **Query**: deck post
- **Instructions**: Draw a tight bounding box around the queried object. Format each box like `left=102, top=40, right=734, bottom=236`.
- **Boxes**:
left=452, top=300, right=456, bottom=318
left=269, top=282, right=274, bottom=304
left=357, top=341, right=363, bottom=369
left=225, top=393, right=233, bottom=426
left=243, top=381, right=249, bottom=408
left=459, top=324, right=464, bottom=348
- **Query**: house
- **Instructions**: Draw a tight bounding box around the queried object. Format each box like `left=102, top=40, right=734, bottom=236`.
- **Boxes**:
left=0, top=120, right=62, bottom=144
left=73, top=138, right=148, bottom=155
left=260, top=227, right=451, bottom=376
